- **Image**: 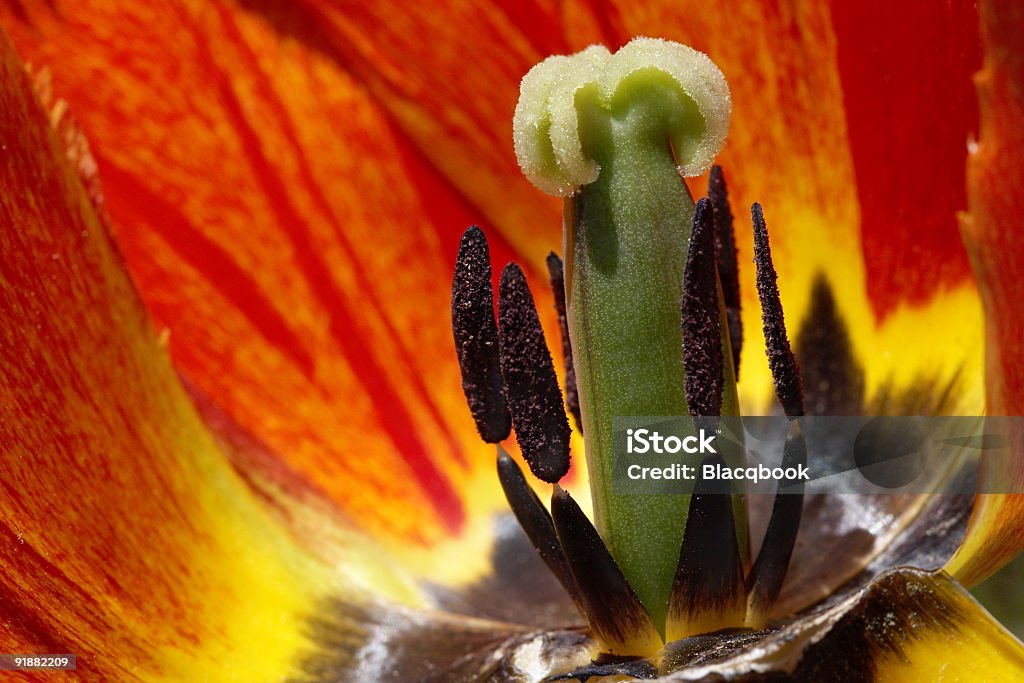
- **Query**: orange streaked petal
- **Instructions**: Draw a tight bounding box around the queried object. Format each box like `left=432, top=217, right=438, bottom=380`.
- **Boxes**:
left=0, top=30, right=334, bottom=680
left=947, top=0, right=1024, bottom=587
left=0, top=2, right=541, bottom=548
left=1, top=1, right=989, bottom=554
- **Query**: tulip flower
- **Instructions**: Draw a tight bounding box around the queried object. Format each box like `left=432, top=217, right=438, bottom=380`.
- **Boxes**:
left=0, top=1, right=1022, bottom=681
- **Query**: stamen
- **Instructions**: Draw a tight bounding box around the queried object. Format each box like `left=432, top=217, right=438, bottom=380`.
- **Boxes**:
left=496, top=448, right=580, bottom=606
left=751, top=203, right=804, bottom=419
left=546, top=253, right=583, bottom=433
left=667, top=452, right=745, bottom=642
left=795, top=274, right=865, bottom=415
left=708, top=166, right=742, bottom=377
left=747, top=205, right=806, bottom=625
left=550, top=486, right=660, bottom=656
left=451, top=226, right=511, bottom=442
left=745, top=421, right=807, bottom=621
left=681, top=197, right=723, bottom=421
left=498, top=263, right=572, bottom=483
left=673, top=205, right=744, bottom=639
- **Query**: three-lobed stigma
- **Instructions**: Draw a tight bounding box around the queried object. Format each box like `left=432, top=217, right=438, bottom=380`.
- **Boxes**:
left=513, top=37, right=732, bottom=196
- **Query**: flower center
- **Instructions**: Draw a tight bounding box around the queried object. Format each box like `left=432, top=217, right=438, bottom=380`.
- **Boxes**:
left=449, top=38, right=809, bottom=662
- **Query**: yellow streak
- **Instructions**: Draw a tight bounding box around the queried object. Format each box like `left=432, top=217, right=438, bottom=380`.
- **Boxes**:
left=136, top=399, right=335, bottom=683
left=739, top=278, right=983, bottom=415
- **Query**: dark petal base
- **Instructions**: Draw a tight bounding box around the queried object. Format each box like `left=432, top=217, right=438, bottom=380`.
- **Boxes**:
left=296, top=472, right=974, bottom=682
left=544, top=656, right=658, bottom=681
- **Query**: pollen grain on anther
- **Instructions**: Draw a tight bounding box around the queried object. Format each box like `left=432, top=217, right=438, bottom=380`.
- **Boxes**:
left=682, top=197, right=724, bottom=421
left=498, top=263, right=571, bottom=483
left=451, top=226, right=511, bottom=443
left=709, top=166, right=742, bottom=377
left=752, top=204, right=804, bottom=419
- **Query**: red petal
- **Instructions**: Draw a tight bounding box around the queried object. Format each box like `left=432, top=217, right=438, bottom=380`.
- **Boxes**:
left=831, top=0, right=980, bottom=318
left=948, top=0, right=1024, bottom=587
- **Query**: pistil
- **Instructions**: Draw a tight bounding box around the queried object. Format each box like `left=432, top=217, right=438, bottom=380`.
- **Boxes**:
left=513, top=37, right=734, bottom=629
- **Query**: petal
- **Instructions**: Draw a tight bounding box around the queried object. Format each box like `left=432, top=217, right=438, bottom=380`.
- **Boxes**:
left=0, top=2, right=536, bottom=553
left=0, top=30, right=335, bottom=679
left=947, top=0, right=1024, bottom=587
left=302, top=602, right=595, bottom=681
left=819, top=569, right=1024, bottom=683
left=660, top=568, right=1024, bottom=681
left=2, top=4, right=990, bottom=593
left=828, top=0, right=980, bottom=317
